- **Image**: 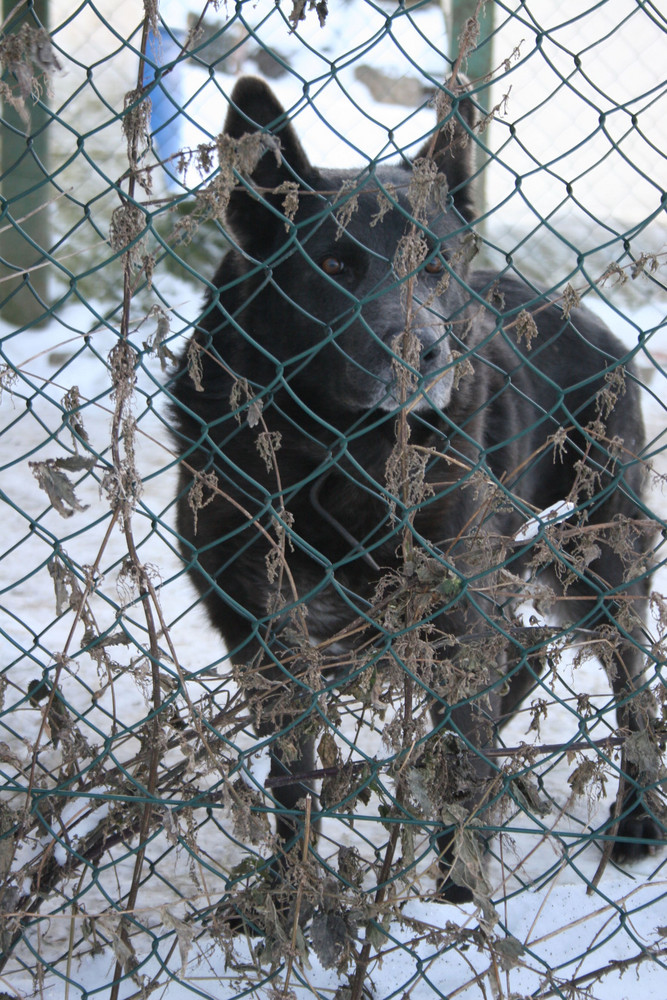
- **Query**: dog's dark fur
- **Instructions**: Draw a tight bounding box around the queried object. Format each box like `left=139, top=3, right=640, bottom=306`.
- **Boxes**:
left=171, top=76, right=658, bottom=901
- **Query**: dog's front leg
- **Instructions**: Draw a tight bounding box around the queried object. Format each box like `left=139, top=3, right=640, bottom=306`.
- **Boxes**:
left=430, top=691, right=501, bottom=903
left=259, top=715, right=318, bottom=850
left=606, top=621, right=663, bottom=860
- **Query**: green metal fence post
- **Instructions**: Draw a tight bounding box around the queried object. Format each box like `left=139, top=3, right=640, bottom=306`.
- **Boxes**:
left=442, top=0, right=494, bottom=213
left=1, top=0, right=51, bottom=327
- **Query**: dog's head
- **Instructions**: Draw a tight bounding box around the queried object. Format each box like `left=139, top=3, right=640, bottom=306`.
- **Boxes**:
left=216, top=76, right=479, bottom=417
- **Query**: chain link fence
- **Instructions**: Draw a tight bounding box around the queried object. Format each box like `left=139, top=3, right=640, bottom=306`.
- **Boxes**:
left=1, top=0, right=666, bottom=997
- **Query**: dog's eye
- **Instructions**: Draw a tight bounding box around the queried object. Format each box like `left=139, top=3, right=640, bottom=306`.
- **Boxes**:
left=425, top=255, right=444, bottom=275
left=320, top=255, right=345, bottom=276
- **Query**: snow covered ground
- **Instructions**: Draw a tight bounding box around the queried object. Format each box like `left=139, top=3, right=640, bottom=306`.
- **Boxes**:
left=1, top=0, right=666, bottom=997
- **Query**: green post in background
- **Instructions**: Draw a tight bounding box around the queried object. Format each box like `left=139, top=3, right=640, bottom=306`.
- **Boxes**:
left=1, top=0, right=51, bottom=327
left=443, top=0, right=495, bottom=213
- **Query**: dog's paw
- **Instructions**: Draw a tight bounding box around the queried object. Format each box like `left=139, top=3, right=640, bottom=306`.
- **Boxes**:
left=209, top=901, right=265, bottom=936
left=435, top=875, right=474, bottom=904
left=434, top=827, right=488, bottom=904
left=609, top=794, right=664, bottom=861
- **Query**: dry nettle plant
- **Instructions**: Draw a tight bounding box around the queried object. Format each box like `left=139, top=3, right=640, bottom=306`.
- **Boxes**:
left=5, top=4, right=665, bottom=1000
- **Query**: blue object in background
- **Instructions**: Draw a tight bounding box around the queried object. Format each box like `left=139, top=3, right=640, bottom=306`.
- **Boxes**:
left=147, top=26, right=185, bottom=190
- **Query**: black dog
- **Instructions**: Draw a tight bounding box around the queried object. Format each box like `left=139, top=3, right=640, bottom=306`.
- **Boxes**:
left=171, top=76, right=658, bottom=902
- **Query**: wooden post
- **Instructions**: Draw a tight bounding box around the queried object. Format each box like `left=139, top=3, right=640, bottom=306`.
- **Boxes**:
left=1, top=0, right=51, bottom=327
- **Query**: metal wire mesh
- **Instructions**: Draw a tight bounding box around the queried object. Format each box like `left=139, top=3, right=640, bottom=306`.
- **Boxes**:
left=1, top=1, right=666, bottom=998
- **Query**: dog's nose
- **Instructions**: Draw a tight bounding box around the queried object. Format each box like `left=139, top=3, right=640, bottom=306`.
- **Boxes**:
left=420, top=342, right=441, bottom=363
left=415, top=324, right=449, bottom=365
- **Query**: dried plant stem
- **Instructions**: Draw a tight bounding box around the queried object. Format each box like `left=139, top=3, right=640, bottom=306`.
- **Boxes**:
left=349, top=823, right=401, bottom=1000
left=587, top=777, right=624, bottom=894
left=108, top=14, right=162, bottom=1000
left=25, top=506, right=120, bottom=795
left=283, top=794, right=313, bottom=996
left=264, top=733, right=628, bottom=786
left=541, top=946, right=667, bottom=999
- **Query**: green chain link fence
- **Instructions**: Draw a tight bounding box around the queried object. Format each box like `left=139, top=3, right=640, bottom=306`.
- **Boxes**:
left=1, top=0, right=666, bottom=997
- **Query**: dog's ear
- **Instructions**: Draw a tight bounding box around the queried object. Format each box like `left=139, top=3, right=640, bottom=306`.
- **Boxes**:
left=413, top=81, right=477, bottom=222
left=223, top=76, right=317, bottom=246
